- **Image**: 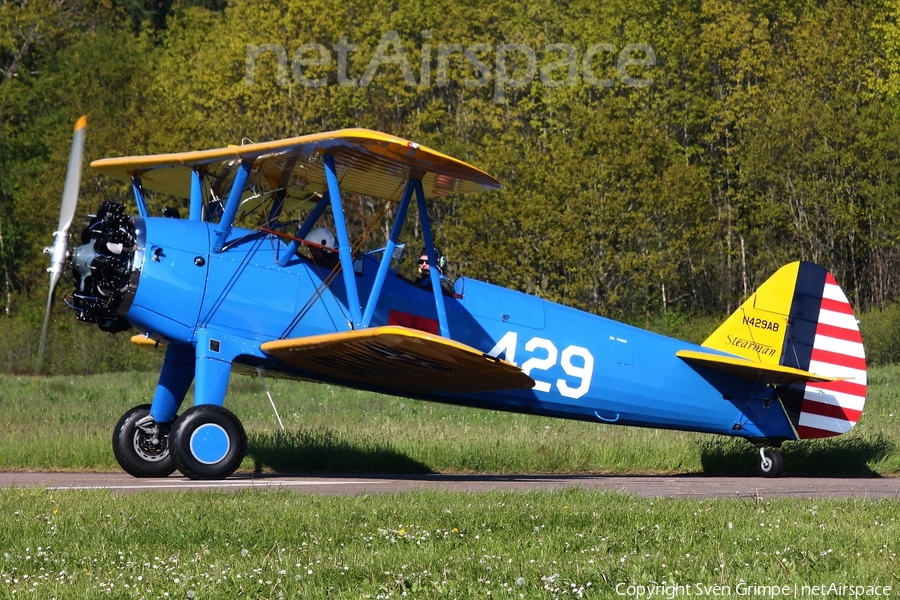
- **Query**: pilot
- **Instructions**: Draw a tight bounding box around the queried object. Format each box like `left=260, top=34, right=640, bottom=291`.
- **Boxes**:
left=305, top=227, right=339, bottom=267
left=415, top=246, right=454, bottom=295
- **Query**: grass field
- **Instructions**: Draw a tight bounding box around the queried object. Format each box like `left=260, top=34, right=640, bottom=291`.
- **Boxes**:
left=1, top=488, right=898, bottom=598
left=0, top=364, right=898, bottom=477
left=1, top=365, right=899, bottom=598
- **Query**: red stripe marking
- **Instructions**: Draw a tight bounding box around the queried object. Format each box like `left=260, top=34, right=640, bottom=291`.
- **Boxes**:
left=797, top=425, right=841, bottom=439
left=825, top=273, right=838, bottom=286
left=809, top=348, right=867, bottom=371
left=820, top=297, right=854, bottom=315
left=800, top=400, right=862, bottom=423
left=387, top=310, right=439, bottom=335
left=814, top=322, right=862, bottom=343
left=807, top=379, right=867, bottom=398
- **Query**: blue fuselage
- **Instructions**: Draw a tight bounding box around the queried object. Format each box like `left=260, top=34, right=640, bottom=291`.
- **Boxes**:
left=125, top=217, right=796, bottom=442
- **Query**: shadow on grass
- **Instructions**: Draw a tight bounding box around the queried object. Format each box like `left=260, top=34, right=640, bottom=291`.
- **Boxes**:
left=246, top=428, right=434, bottom=474
left=699, top=433, right=895, bottom=477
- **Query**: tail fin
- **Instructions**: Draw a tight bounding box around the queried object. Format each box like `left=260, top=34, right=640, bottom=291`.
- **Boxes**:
left=702, top=261, right=866, bottom=439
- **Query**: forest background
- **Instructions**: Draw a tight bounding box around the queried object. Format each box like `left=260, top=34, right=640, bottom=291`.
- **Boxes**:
left=3, top=0, right=900, bottom=374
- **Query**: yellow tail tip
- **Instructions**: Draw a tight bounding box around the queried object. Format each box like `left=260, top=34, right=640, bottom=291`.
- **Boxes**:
left=74, top=115, right=87, bottom=131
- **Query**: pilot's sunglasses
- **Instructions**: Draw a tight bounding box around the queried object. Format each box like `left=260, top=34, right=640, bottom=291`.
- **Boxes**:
left=417, top=259, right=429, bottom=265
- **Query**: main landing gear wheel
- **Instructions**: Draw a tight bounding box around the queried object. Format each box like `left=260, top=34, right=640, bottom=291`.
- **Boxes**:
left=758, top=447, right=783, bottom=478
left=169, top=405, right=247, bottom=480
left=113, top=404, right=177, bottom=478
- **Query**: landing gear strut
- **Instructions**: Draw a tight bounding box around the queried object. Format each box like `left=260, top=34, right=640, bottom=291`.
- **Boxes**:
left=757, top=447, right=783, bottom=478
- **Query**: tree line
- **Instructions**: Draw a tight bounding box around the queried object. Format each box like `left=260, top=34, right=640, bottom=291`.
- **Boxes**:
left=2, top=0, right=900, bottom=326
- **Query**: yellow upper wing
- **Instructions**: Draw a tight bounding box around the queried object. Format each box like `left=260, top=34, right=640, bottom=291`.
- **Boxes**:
left=261, top=326, right=534, bottom=395
left=91, top=129, right=500, bottom=210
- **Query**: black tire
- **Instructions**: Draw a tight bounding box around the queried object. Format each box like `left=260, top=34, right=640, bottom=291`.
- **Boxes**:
left=169, top=404, right=246, bottom=480
left=758, top=448, right=784, bottom=478
left=112, top=404, right=176, bottom=478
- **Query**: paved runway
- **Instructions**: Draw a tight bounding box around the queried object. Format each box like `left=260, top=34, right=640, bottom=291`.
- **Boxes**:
left=1, top=472, right=899, bottom=499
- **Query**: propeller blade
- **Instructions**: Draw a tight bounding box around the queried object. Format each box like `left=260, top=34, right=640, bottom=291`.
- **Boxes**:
left=56, top=115, right=87, bottom=248
left=34, top=115, right=87, bottom=374
left=35, top=270, right=62, bottom=374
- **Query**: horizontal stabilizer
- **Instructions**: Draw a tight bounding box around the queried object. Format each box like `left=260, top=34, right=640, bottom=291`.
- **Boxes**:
left=261, top=326, right=534, bottom=394
left=676, top=349, right=841, bottom=385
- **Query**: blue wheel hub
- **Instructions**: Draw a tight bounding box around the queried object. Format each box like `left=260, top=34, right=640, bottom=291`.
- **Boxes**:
left=189, top=423, right=230, bottom=464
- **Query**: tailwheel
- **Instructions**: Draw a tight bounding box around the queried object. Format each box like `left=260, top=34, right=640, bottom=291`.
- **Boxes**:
left=113, top=404, right=177, bottom=478
left=757, top=447, right=783, bottom=478
left=169, top=405, right=246, bottom=480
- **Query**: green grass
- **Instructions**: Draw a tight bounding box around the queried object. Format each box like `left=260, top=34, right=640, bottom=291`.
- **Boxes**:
left=0, top=364, right=898, bottom=476
left=0, top=488, right=897, bottom=598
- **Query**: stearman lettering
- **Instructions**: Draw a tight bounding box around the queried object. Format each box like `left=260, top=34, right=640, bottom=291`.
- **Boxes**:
left=726, top=335, right=777, bottom=357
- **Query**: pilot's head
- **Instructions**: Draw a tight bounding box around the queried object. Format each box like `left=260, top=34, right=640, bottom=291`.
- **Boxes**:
left=417, top=246, right=445, bottom=276
left=305, top=227, right=336, bottom=261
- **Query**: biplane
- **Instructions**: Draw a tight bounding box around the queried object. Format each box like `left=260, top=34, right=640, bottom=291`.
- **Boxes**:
left=37, top=117, right=867, bottom=479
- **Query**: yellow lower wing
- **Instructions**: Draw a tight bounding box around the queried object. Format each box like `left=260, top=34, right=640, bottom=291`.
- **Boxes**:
left=261, top=326, right=534, bottom=394
left=131, top=334, right=168, bottom=348
left=676, top=350, right=841, bottom=385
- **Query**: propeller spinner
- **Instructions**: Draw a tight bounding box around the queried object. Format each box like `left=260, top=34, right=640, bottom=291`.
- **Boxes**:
left=34, top=115, right=87, bottom=374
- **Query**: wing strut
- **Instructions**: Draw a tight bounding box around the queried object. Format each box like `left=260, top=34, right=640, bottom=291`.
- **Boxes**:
left=131, top=176, right=149, bottom=218
left=357, top=176, right=449, bottom=337
left=414, top=179, right=450, bottom=337
left=361, top=178, right=415, bottom=328
left=323, top=153, right=363, bottom=328
left=189, top=168, right=204, bottom=220
left=212, top=160, right=252, bottom=253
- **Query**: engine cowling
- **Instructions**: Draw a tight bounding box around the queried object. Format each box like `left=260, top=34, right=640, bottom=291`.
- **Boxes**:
left=69, top=201, right=143, bottom=333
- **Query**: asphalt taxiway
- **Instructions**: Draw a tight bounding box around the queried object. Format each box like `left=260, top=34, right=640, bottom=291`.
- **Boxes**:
left=0, top=472, right=898, bottom=499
